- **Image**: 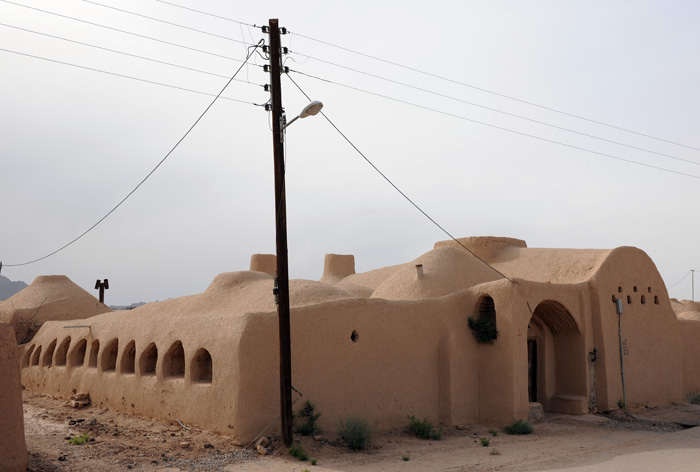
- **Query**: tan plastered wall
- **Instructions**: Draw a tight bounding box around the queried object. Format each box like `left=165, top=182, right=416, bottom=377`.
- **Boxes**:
left=21, top=311, right=247, bottom=442
left=591, top=247, right=683, bottom=409
left=679, top=320, right=700, bottom=394
left=0, top=323, right=28, bottom=472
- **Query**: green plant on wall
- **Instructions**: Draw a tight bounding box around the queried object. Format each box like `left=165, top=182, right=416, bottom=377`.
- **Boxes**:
left=468, top=317, right=498, bottom=344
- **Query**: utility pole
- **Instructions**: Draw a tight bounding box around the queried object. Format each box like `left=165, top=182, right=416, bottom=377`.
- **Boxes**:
left=692, top=269, right=695, bottom=301
left=267, top=18, right=293, bottom=448
left=94, top=279, right=109, bottom=304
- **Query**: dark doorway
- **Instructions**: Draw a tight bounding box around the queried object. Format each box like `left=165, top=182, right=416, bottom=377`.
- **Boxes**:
left=528, top=340, right=538, bottom=402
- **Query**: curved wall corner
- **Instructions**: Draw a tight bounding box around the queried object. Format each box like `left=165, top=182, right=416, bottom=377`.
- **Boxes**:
left=0, top=323, right=28, bottom=472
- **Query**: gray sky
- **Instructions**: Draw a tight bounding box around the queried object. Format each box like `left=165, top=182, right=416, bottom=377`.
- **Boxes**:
left=1, top=0, right=699, bottom=305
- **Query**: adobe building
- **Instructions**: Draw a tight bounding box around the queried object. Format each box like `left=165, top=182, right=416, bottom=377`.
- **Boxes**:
left=1, top=322, right=28, bottom=472
left=0, top=275, right=111, bottom=344
left=16, top=237, right=700, bottom=444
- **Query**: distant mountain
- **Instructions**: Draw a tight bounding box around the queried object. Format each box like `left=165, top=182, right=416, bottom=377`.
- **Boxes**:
left=109, top=302, right=148, bottom=310
left=0, top=275, right=28, bottom=300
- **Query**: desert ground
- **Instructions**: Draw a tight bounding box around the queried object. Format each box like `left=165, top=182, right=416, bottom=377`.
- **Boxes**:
left=22, top=391, right=700, bottom=472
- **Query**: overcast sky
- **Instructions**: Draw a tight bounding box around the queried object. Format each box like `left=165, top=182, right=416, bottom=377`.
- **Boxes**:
left=1, top=0, right=699, bottom=305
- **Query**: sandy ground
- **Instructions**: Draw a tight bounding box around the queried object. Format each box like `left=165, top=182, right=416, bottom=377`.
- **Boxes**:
left=22, top=391, right=700, bottom=472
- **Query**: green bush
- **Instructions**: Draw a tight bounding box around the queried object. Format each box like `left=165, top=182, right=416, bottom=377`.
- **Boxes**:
left=480, top=437, right=490, bottom=447
left=402, top=454, right=410, bottom=461
left=504, top=419, right=533, bottom=435
left=467, top=317, right=498, bottom=344
left=338, top=416, right=372, bottom=450
left=686, top=391, right=700, bottom=405
left=297, top=401, right=322, bottom=436
left=406, top=415, right=442, bottom=440
left=289, top=444, right=309, bottom=461
left=617, top=399, right=625, bottom=409
left=310, top=457, right=317, bottom=465
left=68, top=433, right=90, bottom=445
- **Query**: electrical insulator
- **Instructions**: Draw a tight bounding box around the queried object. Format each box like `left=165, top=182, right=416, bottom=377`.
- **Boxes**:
left=261, top=25, right=269, bottom=33
left=263, top=84, right=270, bottom=92
left=262, top=45, right=270, bottom=53
left=273, top=277, right=280, bottom=305
left=263, top=65, right=270, bottom=72
left=264, top=104, right=272, bottom=111
left=282, top=47, right=289, bottom=54
left=283, top=66, right=290, bottom=74
left=280, top=27, right=287, bottom=34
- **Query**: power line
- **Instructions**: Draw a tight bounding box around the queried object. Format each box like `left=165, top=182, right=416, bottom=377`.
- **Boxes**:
left=83, top=0, right=248, bottom=46
left=667, top=270, right=692, bottom=290
left=289, top=69, right=700, bottom=168
left=1, top=1, right=246, bottom=64
left=0, top=48, right=259, bottom=104
left=288, top=71, right=700, bottom=180
left=290, top=32, right=700, bottom=153
left=155, top=0, right=255, bottom=28
left=0, top=23, right=261, bottom=86
left=286, top=73, right=513, bottom=283
left=75, top=0, right=698, bottom=154
left=2, top=40, right=264, bottom=267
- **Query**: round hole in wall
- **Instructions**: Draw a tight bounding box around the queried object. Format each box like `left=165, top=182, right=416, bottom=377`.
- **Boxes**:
left=351, top=331, right=359, bottom=343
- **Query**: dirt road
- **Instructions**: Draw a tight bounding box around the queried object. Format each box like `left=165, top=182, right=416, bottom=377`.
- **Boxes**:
left=22, top=392, right=700, bottom=472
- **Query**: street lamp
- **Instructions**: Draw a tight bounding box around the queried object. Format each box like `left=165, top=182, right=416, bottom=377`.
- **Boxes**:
left=282, top=101, right=324, bottom=130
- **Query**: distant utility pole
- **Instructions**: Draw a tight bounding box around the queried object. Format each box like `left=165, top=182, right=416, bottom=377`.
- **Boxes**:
left=95, top=279, right=109, bottom=304
left=693, top=269, right=695, bottom=301
left=267, top=18, right=293, bottom=448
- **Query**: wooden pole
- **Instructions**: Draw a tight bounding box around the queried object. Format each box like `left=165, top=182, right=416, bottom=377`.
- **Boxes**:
left=268, top=18, right=293, bottom=447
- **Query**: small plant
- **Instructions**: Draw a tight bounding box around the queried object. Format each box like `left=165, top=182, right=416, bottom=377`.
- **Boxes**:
left=686, top=391, right=700, bottom=405
left=490, top=448, right=501, bottom=456
left=302, top=469, right=310, bottom=472
left=617, top=399, right=625, bottom=409
left=480, top=437, right=490, bottom=447
left=504, top=419, right=533, bottom=435
left=310, top=457, right=317, bottom=466
left=68, top=433, right=90, bottom=445
left=297, top=400, right=322, bottom=436
left=338, top=416, right=372, bottom=450
left=489, top=429, right=498, bottom=437
left=402, top=454, right=410, bottom=461
left=467, top=317, right=498, bottom=344
left=289, top=444, right=309, bottom=461
left=406, top=415, right=442, bottom=440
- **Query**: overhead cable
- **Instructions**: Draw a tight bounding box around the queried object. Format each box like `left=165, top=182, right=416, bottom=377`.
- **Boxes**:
left=288, top=71, right=700, bottom=180
left=83, top=0, right=247, bottom=45
left=0, top=23, right=261, bottom=85
left=290, top=32, right=700, bottom=153
left=667, top=270, right=692, bottom=290
left=1, top=1, right=244, bottom=64
left=0, top=48, right=258, bottom=104
left=2, top=40, right=264, bottom=267
left=290, top=69, right=700, bottom=167
left=155, top=0, right=255, bottom=28
left=286, top=74, right=513, bottom=283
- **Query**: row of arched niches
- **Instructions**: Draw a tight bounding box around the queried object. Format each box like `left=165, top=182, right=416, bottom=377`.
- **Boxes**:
left=21, top=337, right=213, bottom=383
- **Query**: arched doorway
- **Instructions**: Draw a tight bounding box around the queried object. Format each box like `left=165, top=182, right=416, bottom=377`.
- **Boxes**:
left=528, top=300, right=587, bottom=413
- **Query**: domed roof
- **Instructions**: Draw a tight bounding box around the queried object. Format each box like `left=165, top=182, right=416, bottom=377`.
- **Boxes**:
left=370, top=246, right=502, bottom=301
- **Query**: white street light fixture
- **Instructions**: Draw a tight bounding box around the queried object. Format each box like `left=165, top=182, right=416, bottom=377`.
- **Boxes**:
left=282, top=100, right=324, bottom=130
